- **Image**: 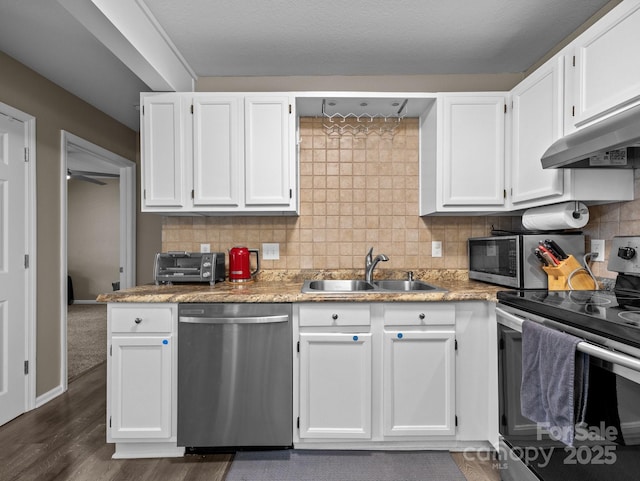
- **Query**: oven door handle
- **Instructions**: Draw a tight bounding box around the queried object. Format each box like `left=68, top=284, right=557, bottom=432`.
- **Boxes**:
left=496, top=306, right=640, bottom=373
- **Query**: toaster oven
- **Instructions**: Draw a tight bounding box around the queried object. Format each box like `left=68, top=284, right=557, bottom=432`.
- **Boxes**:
left=154, top=251, right=225, bottom=285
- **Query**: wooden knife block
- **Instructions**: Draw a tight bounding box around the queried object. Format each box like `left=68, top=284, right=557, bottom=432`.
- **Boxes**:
left=542, top=255, right=597, bottom=291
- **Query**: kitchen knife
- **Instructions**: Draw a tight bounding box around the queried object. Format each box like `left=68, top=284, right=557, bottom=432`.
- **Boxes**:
left=538, top=244, right=560, bottom=266
left=534, top=248, right=550, bottom=266
left=545, top=239, right=568, bottom=260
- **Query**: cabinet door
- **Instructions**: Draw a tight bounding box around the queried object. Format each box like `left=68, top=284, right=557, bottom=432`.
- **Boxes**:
left=192, top=95, right=243, bottom=207
left=510, top=58, right=564, bottom=206
left=141, top=94, right=187, bottom=208
left=299, top=332, right=372, bottom=439
left=440, top=95, right=506, bottom=208
left=109, top=335, right=173, bottom=440
left=571, top=1, right=640, bottom=127
left=244, top=95, right=293, bottom=208
left=383, top=329, right=455, bottom=436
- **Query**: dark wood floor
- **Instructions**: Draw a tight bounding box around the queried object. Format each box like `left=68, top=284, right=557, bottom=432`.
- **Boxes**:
left=0, top=363, right=498, bottom=481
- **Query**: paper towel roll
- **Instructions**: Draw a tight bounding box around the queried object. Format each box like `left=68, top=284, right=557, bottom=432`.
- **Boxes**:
left=522, top=202, right=589, bottom=231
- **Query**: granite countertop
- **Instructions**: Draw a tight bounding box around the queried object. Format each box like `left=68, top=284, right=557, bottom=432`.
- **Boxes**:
left=96, top=269, right=503, bottom=303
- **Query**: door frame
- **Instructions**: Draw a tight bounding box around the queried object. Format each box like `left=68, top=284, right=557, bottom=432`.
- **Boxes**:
left=0, top=101, right=37, bottom=414
left=60, top=131, right=136, bottom=390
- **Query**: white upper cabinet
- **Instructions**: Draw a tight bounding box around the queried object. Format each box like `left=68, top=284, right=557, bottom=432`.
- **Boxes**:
left=192, top=95, right=243, bottom=207
left=568, top=0, right=640, bottom=130
left=510, top=57, right=565, bottom=207
left=509, top=54, right=634, bottom=210
left=244, top=96, right=294, bottom=208
left=141, top=92, right=298, bottom=215
left=141, top=93, right=187, bottom=208
left=421, top=93, right=507, bottom=214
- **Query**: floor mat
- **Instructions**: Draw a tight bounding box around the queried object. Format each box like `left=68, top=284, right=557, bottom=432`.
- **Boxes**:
left=225, top=450, right=467, bottom=481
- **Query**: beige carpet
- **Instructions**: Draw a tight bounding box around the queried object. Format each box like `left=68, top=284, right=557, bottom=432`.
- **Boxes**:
left=67, top=304, right=107, bottom=381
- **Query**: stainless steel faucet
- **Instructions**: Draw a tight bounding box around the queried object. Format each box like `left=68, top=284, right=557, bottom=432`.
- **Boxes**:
left=365, top=247, right=389, bottom=283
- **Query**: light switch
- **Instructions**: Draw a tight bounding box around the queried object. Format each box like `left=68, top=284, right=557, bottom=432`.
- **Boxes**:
left=591, top=239, right=605, bottom=262
left=432, top=241, right=442, bottom=258
left=262, top=243, right=280, bottom=260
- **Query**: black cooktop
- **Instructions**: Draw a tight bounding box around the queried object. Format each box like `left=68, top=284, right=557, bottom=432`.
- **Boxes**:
left=497, top=288, right=640, bottom=350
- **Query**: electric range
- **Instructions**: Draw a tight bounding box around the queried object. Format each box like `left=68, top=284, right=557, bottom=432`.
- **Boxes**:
left=495, top=235, right=640, bottom=481
left=497, top=288, right=640, bottom=352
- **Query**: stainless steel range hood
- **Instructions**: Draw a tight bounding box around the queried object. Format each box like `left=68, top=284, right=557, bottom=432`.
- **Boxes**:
left=541, top=103, right=640, bottom=168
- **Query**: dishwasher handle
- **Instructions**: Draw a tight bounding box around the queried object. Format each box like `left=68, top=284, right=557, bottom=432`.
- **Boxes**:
left=179, top=314, right=289, bottom=325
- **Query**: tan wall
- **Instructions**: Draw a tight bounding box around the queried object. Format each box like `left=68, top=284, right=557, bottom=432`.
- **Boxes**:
left=68, top=178, right=120, bottom=300
left=0, top=51, right=162, bottom=396
left=162, top=118, right=521, bottom=270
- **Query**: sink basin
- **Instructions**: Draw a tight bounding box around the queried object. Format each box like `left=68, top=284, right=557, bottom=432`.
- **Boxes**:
left=373, top=279, right=445, bottom=292
left=301, top=279, right=446, bottom=293
left=302, top=279, right=375, bottom=293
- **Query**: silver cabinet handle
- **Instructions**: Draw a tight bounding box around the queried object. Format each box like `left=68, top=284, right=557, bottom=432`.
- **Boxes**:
left=134, top=317, right=142, bottom=324
left=419, top=313, right=425, bottom=320
left=332, top=314, right=339, bottom=320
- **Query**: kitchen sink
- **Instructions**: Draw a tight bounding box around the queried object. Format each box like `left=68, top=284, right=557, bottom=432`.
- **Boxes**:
left=373, top=279, right=445, bottom=292
left=302, top=279, right=376, bottom=293
left=301, top=279, right=446, bottom=293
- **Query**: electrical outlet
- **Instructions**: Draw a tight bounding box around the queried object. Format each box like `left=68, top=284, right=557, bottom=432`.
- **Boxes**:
left=200, top=243, right=210, bottom=253
left=432, top=241, right=442, bottom=258
left=591, top=239, right=605, bottom=262
left=262, top=243, right=280, bottom=260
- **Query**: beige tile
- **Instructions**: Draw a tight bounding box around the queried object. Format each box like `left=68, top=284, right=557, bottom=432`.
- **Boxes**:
left=164, top=116, right=640, bottom=271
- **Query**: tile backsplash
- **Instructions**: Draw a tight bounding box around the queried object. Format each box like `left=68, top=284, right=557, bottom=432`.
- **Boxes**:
left=162, top=117, right=519, bottom=271
left=163, top=116, right=640, bottom=275
left=582, top=169, right=640, bottom=278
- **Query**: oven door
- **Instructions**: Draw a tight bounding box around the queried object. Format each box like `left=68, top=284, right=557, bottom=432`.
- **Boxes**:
left=497, top=305, right=640, bottom=481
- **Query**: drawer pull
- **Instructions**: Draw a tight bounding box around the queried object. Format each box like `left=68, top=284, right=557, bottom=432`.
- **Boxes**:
left=419, top=313, right=425, bottom=320
left=134, top=317, right=142, bottom=324
left=332, top=314, right=338, bottom=320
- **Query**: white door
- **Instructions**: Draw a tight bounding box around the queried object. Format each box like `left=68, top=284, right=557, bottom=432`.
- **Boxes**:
left=109, top=335, right=173, bottom=440
left=571, top=1, right=640, bottom=127
left=0, top=113, right=28, bottom=426
left=440, top=95, right=506, bottom=208
left=383, top=329, right=456, bottom=436
left=298, top=332, right=372, bottom=439
left=244, top=95, right=292, bottom=208
left=510, top=58, right=564, bottom=206
left=141, top=93, right=187, bottom=209
left=192, top=95, right=243, bottom=207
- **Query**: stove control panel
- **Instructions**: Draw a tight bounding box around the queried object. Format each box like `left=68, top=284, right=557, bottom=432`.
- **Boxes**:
left=608, top=236, right=640, bottom=274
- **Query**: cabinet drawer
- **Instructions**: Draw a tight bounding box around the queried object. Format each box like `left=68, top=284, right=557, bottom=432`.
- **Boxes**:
left=382, top=303, right=454, bottom=326
left=110, top=306, right=174, bottom=333
left=299, top=303, right=371, bottom=326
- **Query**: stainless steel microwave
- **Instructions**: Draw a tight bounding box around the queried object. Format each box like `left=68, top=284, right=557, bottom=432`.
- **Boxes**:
left=468, top=234, right=585, bottom=289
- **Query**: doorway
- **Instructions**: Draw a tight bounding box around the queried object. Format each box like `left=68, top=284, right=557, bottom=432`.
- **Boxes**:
left=60, top=131, right=135, bottom=387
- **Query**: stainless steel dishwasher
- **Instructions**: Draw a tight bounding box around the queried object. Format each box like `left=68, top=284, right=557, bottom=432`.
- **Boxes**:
left=177, top=303, right=292, bottom=450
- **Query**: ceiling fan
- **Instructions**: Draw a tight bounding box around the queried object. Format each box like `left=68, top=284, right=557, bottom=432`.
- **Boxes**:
left=67, top=169, right=119, bottom=186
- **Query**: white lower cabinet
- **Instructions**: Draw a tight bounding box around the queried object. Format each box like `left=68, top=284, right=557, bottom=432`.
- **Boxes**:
left=299, top=332, right=372, bottom=439
left=295, top=302, right=466, bottom=448
left=107, top=303, right=183, bottom=459
left=382, top=329, right=455, bottom=437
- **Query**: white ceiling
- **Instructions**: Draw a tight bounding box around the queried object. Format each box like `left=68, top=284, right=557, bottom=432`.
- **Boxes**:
left=0, top=0, right=615, bottom=131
